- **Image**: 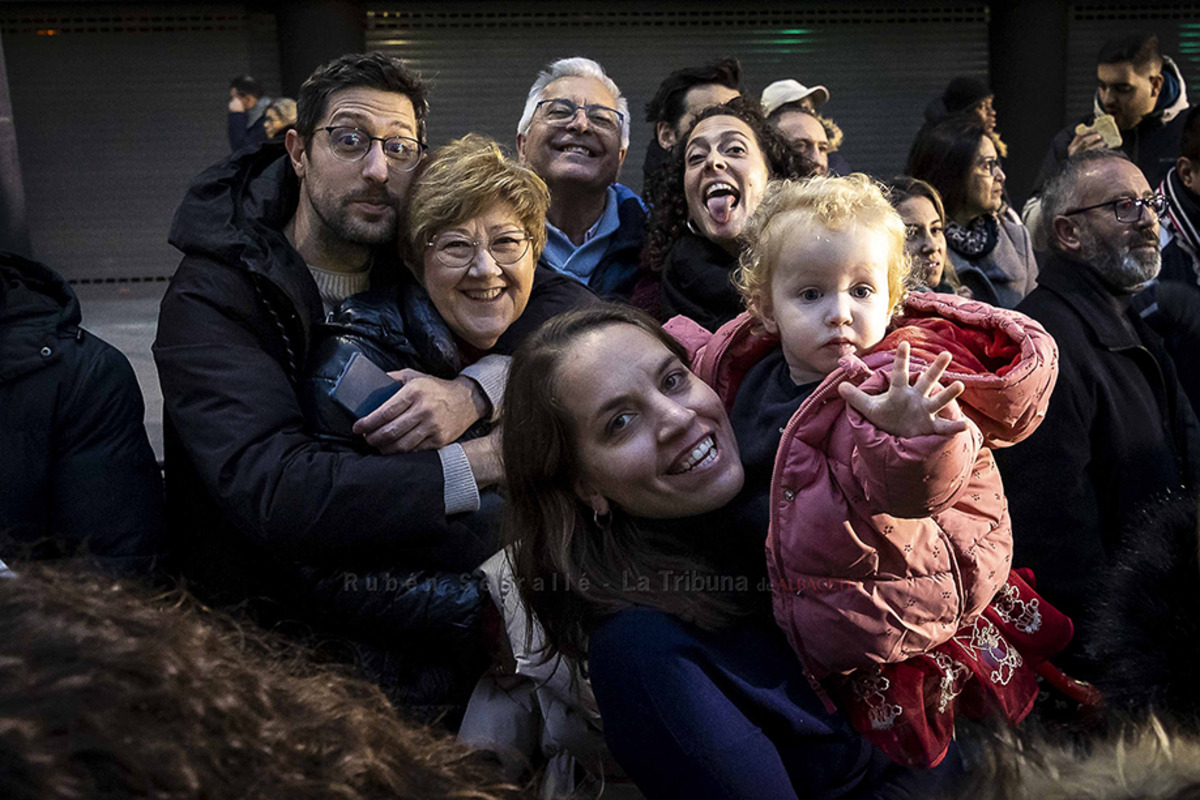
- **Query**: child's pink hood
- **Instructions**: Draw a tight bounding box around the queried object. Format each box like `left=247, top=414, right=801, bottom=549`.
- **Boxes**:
left=666, top=293, right=1059, bottom=677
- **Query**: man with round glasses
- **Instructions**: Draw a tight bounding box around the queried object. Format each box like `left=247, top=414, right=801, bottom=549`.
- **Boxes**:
left=516, top=57, right=648, bottom=299
left=995, top=149, right=1200, bottom=674
left=155, top=53, right=516, bottom=713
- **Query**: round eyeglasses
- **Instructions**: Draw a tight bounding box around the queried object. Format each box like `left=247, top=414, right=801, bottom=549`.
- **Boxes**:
left=427, top=231, right=533, bottom=269
left=1062, top=194, right=1170, bottom=223
left=322, top=126, right=426, bottom=171
left=535, top=99, right=624, bottom=134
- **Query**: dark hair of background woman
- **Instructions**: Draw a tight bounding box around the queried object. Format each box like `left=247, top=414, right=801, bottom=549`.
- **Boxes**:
left=905, top=115, right=989, bottom=222
left=0, top=563, right=520, bottom=800
left=502, top=304, right=748, bottom=663
left=641, top=97, right=815, bottom=274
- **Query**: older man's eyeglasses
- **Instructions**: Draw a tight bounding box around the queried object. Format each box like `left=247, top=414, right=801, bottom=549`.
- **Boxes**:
left=535, top=99, right=624, bottom=134
left=322, top=126, right=426, bottom=171
left=1063, top=194, right=1170, bottom=223
left=428, top=231, right=532, bottom=269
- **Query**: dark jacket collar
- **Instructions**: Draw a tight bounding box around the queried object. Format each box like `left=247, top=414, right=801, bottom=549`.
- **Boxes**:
left=168, top=142, right=323, bottom=329
left=1035, top=250, right=1143, bottom=350
left=168, top=142, right=403, bottom=345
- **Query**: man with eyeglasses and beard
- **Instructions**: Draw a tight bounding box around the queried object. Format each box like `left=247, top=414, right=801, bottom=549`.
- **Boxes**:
left=994, top=149, right=1200, bottom=675
left=155, top=53, right=523, bottom=718
left=516, top=57, right=648, bottom=300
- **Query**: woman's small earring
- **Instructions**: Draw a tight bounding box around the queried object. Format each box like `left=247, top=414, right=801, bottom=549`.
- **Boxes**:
left=686, top=218, right=700, bottom=235
left=593, top=508, right=612, bottom=531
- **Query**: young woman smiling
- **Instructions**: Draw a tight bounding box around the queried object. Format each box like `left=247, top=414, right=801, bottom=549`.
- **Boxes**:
left=501, top=304, right=962, bottom=800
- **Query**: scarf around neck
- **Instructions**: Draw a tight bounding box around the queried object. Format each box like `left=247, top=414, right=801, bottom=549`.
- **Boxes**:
left=945, top=214, right=999, bottom=260
left=1161, top=167, right=1200, bottom=259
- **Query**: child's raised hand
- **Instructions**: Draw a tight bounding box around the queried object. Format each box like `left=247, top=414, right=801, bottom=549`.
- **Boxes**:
left=837, top=341, right=969, bottom=438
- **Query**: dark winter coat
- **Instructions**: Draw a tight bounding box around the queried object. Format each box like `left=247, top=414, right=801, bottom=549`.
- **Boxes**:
left=994, top=250, right=1200, bottom=671
left=659, top=232, right=743, bottom=332
left=1093, top=495, right=1200, bottom=730
left=154, top=143, right=496, bottom=709
left=1032, top=56, right=1192, bottom=194
left=0, top=252, right=163, bottom=574
left=227, top=100, right=269, bottom=153
left=1132, top=278, right=1200, bottom=419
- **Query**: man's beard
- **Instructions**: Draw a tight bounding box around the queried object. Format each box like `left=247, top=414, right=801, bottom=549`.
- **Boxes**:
left=1078, top=227, right=1161, bottom=292
left=307, top=184, right=398, bottom=248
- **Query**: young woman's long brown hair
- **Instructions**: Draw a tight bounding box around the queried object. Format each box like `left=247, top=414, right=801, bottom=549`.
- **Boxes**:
left=502, top=304, right=748, bottom=663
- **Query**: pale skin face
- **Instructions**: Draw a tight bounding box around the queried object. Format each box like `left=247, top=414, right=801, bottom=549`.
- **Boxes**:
left=263, top=108, right=284, bottom=138
left=517, top=75, right=627, bottom=195
left=757, top=218, right=966, bottom=437
left=559, top=324, right=744, bottom=520
left=896, top=196, right=947, bottom=287
left=1098, top=61, right=1163, bottom=132
left=684, top=115, right=770, bottom=252
left=421, top=204, right=536, bottom=351
left=759, top=220, right=895, bottom=385
left=284, top=87, right=419, bottom=272
left=773, top=110, right=829, bottom=174
left=960, top=136, right=1005, bottom=224
left=657, top=83, right=741, bottom=149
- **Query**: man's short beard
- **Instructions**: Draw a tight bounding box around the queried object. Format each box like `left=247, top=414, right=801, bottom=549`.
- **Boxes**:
left=306, top=183, right=397, bottom=249
left=1078, top=228, right=1161, bottom=293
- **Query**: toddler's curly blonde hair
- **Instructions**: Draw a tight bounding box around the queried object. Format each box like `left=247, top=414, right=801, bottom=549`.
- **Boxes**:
left=734, top=174, right=911, bottom=322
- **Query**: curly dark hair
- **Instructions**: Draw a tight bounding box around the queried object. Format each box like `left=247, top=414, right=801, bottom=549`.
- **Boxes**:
left=0, top=563, right=521, bottom=800
left=642, top=96, right=816, bottom=273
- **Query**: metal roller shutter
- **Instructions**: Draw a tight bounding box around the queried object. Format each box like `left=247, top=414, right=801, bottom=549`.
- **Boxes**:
left=366, top=2, right=989, bottom=192
left=1, top=3, right=279, bottom=282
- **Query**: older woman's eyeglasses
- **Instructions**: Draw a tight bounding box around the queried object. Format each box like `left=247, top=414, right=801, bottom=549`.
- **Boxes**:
left=977, top=157, right=1003, bottom=176
left=1062, top=194, right=1169, bottom=223
left=322, top=126, right=426, bottom=171
left=427, top=231, right=532, bottom=268
left=535, top=99, right=624, bottom=133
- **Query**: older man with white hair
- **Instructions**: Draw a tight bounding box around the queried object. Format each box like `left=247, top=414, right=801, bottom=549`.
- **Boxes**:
left=517, top=57, right=647, bottom=299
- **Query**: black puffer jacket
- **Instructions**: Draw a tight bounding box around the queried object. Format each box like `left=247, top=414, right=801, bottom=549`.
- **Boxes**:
left=0, top=252, right=162, bottom=573
left=306, top=264, right=594, bottom=440
left=155, top=144, right=495, bottom=710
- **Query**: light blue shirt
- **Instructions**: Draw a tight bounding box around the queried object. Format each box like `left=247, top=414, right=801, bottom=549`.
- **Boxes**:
left=541, top=185, right=623, bottom=284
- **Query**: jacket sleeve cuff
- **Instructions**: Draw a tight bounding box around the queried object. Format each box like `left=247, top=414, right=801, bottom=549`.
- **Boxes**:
left=438, top=443, right=481, bottom=515
left=460, top=354, right=510, bottom=423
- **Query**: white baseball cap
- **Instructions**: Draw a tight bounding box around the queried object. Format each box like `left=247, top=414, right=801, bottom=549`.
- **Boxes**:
left=761, top=79, right=830, bottom=116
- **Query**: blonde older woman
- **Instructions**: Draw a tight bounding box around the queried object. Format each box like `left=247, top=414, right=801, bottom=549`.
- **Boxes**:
left=299, top=133, right=595, bottom=716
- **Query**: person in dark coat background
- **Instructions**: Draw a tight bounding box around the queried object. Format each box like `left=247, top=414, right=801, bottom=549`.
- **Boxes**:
left=1023, top=32, right=1192, bottom=249
left=994, top=149, right=1200, bottom=676
left=0, top=252, right=162, bottom=574
left=227, top=74, right=272, bottom=152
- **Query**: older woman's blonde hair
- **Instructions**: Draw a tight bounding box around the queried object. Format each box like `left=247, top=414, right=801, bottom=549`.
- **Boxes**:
left=404, top=133, right=550, bottom=281
left=734, top=173, right=911, bottom=322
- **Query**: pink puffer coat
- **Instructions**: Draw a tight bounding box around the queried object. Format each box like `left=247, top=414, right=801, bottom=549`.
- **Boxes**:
left=666, top=292, right=1058, bottom=679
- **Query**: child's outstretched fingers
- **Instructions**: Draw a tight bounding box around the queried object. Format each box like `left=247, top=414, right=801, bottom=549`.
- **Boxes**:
left=837, top=344, right=969, bottom=438
left=917, top=351, right=969, bottom=436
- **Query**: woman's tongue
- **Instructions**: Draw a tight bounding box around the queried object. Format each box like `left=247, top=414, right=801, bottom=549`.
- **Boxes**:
left=706, top=194, right=736, bottom=225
